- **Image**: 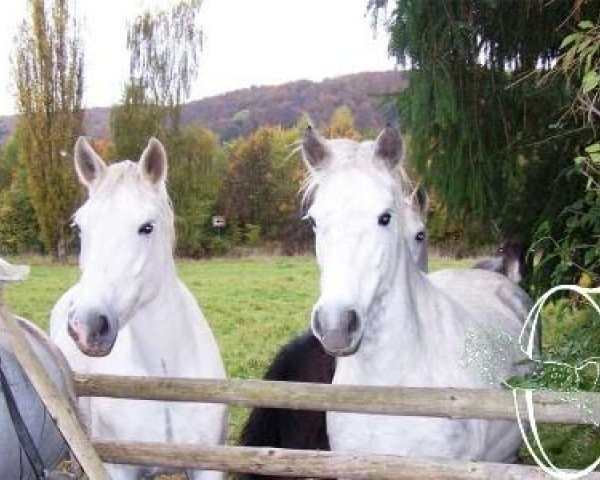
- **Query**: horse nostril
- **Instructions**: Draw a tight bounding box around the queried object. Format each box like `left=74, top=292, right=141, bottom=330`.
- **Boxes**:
left=97, top=315, right=110, bottom=337
left=67, top=322, right=78, bottom=340
left=347, top=309, right=359, bottom=335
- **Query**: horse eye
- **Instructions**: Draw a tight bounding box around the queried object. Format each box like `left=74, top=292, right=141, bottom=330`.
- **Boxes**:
left=138, top=222, right=155, bottom=235
left=70, top=222, right=80, bottom=234
left=378, top=212, right=392, bottom=226
left=415, top=231, right=425, bottom=242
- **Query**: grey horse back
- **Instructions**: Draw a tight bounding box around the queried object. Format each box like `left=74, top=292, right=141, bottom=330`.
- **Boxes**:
left=0, top=317, right=75, bottom=479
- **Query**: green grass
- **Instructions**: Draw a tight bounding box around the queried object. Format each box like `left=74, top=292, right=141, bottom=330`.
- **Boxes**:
left=3, top=254, right=473, bottom=442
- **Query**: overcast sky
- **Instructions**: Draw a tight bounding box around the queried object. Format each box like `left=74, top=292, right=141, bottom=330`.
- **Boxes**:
left=0, top=0, right=397, bottom=116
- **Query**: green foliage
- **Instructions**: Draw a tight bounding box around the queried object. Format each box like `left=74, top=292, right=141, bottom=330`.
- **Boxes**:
left=245, top=224, right=261, bottom=247
left=226, top=222, right=242, bottom=246
left=507, top=16, right=600, bottom=469
left=323, top=105, right=361, bottom=140
left=0, top=158, right=41, bottom=254
left=218, top=124, right=310, bottom=251
left=380, top=0, right=599, bottom=244
left=219, top=127, right=281, bottom=237
left=13, top=0, right=84, bottom=256
left=507, top=303, right=600, bottom=469
left=110, top=82, right=165, bottom=160
left=165, top=126, right=224, bottom=256
left=0, top=137, right=20, bottom=191
left=207, top=235, right=231, bottom=256
left=531, top=17, right=600, bottom=293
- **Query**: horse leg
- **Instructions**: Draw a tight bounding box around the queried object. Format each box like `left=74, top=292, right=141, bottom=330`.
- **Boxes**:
left=188, top=469, right=224, bottom=480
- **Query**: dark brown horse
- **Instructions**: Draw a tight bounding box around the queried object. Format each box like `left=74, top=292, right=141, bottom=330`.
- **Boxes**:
left=240, top=331, right=333, bottom=450
left=474, top=238, right=527, bottom=284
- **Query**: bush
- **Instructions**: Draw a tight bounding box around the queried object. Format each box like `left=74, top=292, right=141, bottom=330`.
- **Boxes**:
left=208, top=235, right=232, bottom=256
left=0, top=160, right=41, bottom=254
left=245, top=224, right=261, bottom=247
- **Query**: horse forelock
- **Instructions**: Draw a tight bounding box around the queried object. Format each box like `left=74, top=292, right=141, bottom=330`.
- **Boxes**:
left=76, top=160, right=176, bottom=249
left=300, top=138, right=414, bottom=213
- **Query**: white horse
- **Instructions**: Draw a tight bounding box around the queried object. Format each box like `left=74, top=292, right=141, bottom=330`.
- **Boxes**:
left=301, top=126, right=533, bottom=462
left=50, top=138, right=227, bottom=479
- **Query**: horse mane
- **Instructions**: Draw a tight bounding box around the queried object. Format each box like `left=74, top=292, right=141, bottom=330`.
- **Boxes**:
left=239, top=330, right=332, bottom=463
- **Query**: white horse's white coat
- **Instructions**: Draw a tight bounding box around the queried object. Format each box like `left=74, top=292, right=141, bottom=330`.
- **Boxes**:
left=302, top=127, right=532, bottom=462
left=50, top=138, right=226, bottom=480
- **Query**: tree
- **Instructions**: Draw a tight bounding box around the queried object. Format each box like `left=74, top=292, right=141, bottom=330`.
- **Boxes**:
left=126, top=0, right=203, bottom=130
left=323, top=105, right=361, bottom=140
left=0, top=159, right=41, bottom=254
left=531, top=18, right=600, bottom=292
left=373, top=1, right=600, bottom=245
left=219, top=127, right=280, bottom=238
left=0, top=136, right=20, bottom=191
left=110, top=81, right=165, bottom=160
left=0, top=135, right=41, bottom=254
left=165, top=127, right=222, bottom=255
left=13, top=0, right=83, bottom=256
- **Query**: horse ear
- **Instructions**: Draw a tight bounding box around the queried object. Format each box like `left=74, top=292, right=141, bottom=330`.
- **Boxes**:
left=74, top=136, right=107, bottom=191
left=302, top=125, right=330, bottom=171
left=411, top=183, right=429, bottom=215
left=375, top=125, right=404, bottom=169
left=139, top=137, right=167, bottom=186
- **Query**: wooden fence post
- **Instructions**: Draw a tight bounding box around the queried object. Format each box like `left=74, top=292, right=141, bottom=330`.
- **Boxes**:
left=0, top=305, right=109, bottom=480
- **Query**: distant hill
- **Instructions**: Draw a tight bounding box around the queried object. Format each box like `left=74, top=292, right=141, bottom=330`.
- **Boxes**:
left=0, top=70, right=407, bottom=144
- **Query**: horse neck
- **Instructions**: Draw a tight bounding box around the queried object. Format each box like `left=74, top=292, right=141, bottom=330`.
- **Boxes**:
left=125, top=263, right=191, bottom=352
left=353, top=245, right=447, bottom=371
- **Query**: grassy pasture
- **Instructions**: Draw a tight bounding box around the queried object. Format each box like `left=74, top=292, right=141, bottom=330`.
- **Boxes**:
left=3, top=255, right=472, bottom=442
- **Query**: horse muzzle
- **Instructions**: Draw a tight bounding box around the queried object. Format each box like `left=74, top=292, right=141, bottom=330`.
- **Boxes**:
left=311, top=304, right=364, bottom=357
left=68, top=308, right=117, bottom=357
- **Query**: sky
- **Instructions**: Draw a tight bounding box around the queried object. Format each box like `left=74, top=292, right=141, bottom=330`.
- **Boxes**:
left=0, top=0, right=397, bottom=116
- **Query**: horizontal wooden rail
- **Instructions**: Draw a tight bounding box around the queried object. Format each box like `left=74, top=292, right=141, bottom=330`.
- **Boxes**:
left=93, top=441, right=600, bottom=479
left=74, top=374, right=600, bottom=425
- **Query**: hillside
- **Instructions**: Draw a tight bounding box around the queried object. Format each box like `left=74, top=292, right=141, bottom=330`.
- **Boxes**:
left=0, top=70, right=407, bottom=144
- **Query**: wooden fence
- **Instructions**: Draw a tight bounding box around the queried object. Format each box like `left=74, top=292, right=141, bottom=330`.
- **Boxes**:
left=3, top=304, right=600, bottom=479
left=74, top=373, right=600, bottom=479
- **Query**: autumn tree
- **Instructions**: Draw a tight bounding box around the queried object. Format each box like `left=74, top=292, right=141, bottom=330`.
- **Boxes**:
left=323, top=105, right=361, bottom=140
left=13, top=0, right=83, bottom=256
left=219, top=127, right=279, bottom=238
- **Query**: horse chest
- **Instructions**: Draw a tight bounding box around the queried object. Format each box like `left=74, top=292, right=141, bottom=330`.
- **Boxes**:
left=327, top=412, right=482, bottom=459
left=329, top=350, right=487, bottom=459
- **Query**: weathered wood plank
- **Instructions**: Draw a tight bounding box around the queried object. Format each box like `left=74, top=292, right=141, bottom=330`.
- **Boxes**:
left=94, top=441, right=600, bottom=479
left=75, top=373, right=600, bottom=425
left=0, top=307, right=109, bottom=480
